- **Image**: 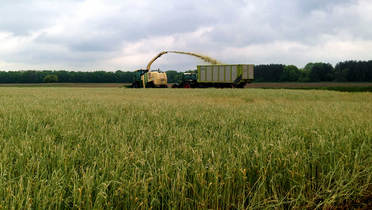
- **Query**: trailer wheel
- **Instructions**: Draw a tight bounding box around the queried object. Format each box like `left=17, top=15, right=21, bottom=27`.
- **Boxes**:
left=236, top=83, right=246, bottom=88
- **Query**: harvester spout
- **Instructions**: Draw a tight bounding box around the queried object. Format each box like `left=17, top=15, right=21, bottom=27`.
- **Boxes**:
left=146, top=51, right=222, bottom=72
left=168, top=51, right=222, bottom=65
left=146, top=51, right=169, bottom=71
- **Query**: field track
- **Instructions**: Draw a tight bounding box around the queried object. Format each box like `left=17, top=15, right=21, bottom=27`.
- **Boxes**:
left=0, top=82, right=371, bottom=89
left=0, top=83, right=127, bottom=87
left=246, top=82, right=372, bottom=88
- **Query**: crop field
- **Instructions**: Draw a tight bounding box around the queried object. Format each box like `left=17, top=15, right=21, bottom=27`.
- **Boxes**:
left=0, top=88, right=371, bottom=209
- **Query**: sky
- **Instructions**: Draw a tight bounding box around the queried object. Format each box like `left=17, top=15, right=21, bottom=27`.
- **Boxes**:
left=0, top=0, right=371, bottom=71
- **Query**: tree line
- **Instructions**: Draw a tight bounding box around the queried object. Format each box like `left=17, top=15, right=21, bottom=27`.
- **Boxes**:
left=0, top=60, right=371, bottom=83
left=0, top=70, right=135, bottom=83
left=254, top=60, right=372, bottom=82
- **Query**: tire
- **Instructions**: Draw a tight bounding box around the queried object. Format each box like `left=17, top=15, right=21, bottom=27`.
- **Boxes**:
left=146, top=82, right=155, bottom=88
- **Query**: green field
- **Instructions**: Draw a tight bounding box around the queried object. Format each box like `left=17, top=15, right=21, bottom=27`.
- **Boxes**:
left=0, top=88, right=371, bottom=209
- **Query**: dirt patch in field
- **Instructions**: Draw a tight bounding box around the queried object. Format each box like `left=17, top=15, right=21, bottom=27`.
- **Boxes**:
left=0, top=83, right=128, bottom=88
left=246, top=82, right=372, bottom=88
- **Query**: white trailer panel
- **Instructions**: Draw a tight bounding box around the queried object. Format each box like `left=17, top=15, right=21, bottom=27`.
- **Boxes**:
left=242, top=65, right=248, bottom=79
left=200, top=67, right=206, bottom=81
left=219, top=66, right=224, bottom=82
left=197, top=64, right=254, bottom=83
left=206, top=66, right=212, bottom=82
left=249, top=65, right=254, bottom=79
left=225, top=66, right=231, bottom=81
left=213, top=66, right=219, bottom=81
left=231, top=65, right=237, bottom=81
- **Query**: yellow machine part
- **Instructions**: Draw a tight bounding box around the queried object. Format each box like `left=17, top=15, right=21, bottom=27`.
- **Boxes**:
left=141, top=74, right=146, bottom=88
left=141, top=71, right=167, bottom=88
left=148, top=71, right=167, bottom=87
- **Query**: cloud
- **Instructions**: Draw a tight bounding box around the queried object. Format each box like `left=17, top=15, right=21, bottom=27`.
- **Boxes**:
left=0, top=0, right=371, bottom=71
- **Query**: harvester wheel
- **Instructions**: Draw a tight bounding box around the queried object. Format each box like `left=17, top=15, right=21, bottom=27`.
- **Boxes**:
left=184, top=83, right=191, bottom=88
left=146, top=82, right=155, bottom=88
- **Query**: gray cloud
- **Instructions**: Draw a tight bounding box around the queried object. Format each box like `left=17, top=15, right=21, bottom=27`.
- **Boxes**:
left=296, top=0, right=354, bottom=12
left=0, top=1, right=85, bottom=35
left=0, top=0, right=371, bottom=70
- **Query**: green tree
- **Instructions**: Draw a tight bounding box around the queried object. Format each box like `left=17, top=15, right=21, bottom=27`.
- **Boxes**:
left=43, top=74, right=59, bottom=83
left=281, top=65, right=301, bottom=81
left=254, top=64, right=285, bottom=82
left=303, top=63, right=334, bottom=82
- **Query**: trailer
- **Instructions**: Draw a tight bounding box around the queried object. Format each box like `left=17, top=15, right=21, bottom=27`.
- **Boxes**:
left=174, top=64, right=254, bottom=88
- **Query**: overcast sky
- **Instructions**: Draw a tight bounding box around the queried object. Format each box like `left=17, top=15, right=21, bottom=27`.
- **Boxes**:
left=0, top=0, right=371, bottom=71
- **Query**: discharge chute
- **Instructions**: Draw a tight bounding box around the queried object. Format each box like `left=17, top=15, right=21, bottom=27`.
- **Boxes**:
left=146, top=51, right=222, bottom=71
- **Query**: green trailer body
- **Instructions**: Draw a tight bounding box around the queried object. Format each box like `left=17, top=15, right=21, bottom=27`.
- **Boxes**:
left=197, top=64, right=254, bottom=86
